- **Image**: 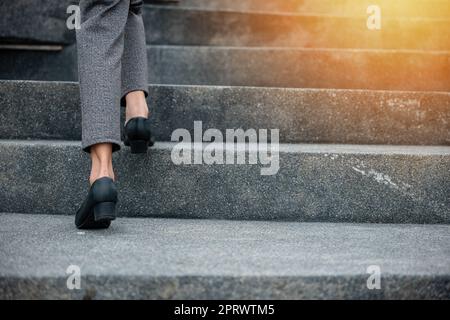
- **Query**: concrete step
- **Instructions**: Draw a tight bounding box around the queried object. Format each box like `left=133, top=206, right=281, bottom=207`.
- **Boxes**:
left=144, top=6, right=450, bottom=50
left=0, top=0, right=73, bottom=45
left=1, top=45, right=449, bottom=92
left=3, top=2, right=449, bottom=47
left=0, top=140, right=448, bottom=224
left=147, top=47, right=450, bottom=91
left=1, top=80, right=449, bottom=146
left=0, top=45, right=77, bottom=81
left=155, top=0, right=450, bottom=18
left=1, top=213, right=449, bottom=299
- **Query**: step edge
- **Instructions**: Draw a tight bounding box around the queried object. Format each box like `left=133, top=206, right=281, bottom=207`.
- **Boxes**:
left=144, top=4, right=450, bottom=22
left=1, top=139, right=449, bottom=155
left=1, top=79, right=449, bottom=96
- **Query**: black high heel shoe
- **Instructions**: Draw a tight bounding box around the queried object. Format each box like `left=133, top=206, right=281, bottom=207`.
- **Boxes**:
left=75, top=177, right=118, bottom=229
left=123, top=117, right=155, bottom=153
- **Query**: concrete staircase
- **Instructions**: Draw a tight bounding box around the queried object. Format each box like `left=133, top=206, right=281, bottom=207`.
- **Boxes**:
left=0, top=0, right=449, bottom=299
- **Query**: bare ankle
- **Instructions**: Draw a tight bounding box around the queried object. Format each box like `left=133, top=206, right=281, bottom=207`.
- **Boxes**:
left=89, top=143, right=115, bottom=185
left=90, top=167, right=115, bottom=185
left=125, top=91, right=149, bottom=122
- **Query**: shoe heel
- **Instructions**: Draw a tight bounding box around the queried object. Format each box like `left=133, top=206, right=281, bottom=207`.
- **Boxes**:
left=93, top=201, right=116, bottom=222
left=129, top=139, right=148, bottom=153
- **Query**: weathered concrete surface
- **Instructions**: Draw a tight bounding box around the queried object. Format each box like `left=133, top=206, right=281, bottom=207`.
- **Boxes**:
left=2, top=2, right=448, bottom=47
left=0, top=140, right=448, bottom=224
left=1, top=46, right=449, bottom=92
left=0, top=45, right=77, bottom=81
left=0, top=0, right=75, bottom=44
left=1, top=80, right=449, bottom=145
left=0, top=213, right=449, bottom=299
left=153, top=0, right=450, bottom=18
left=146, top=46, right=450, bottom=91
left=144, top=6, right=450, bottom=50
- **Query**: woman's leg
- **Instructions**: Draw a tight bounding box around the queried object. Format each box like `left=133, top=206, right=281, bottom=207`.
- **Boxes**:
left=77, top=0, right=131, bottom=183
left=121, top=0, right=150, bottom=123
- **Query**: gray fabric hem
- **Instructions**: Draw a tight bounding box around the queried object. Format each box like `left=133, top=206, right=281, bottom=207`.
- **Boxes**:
left=82, top=138, right=122, bottom=154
